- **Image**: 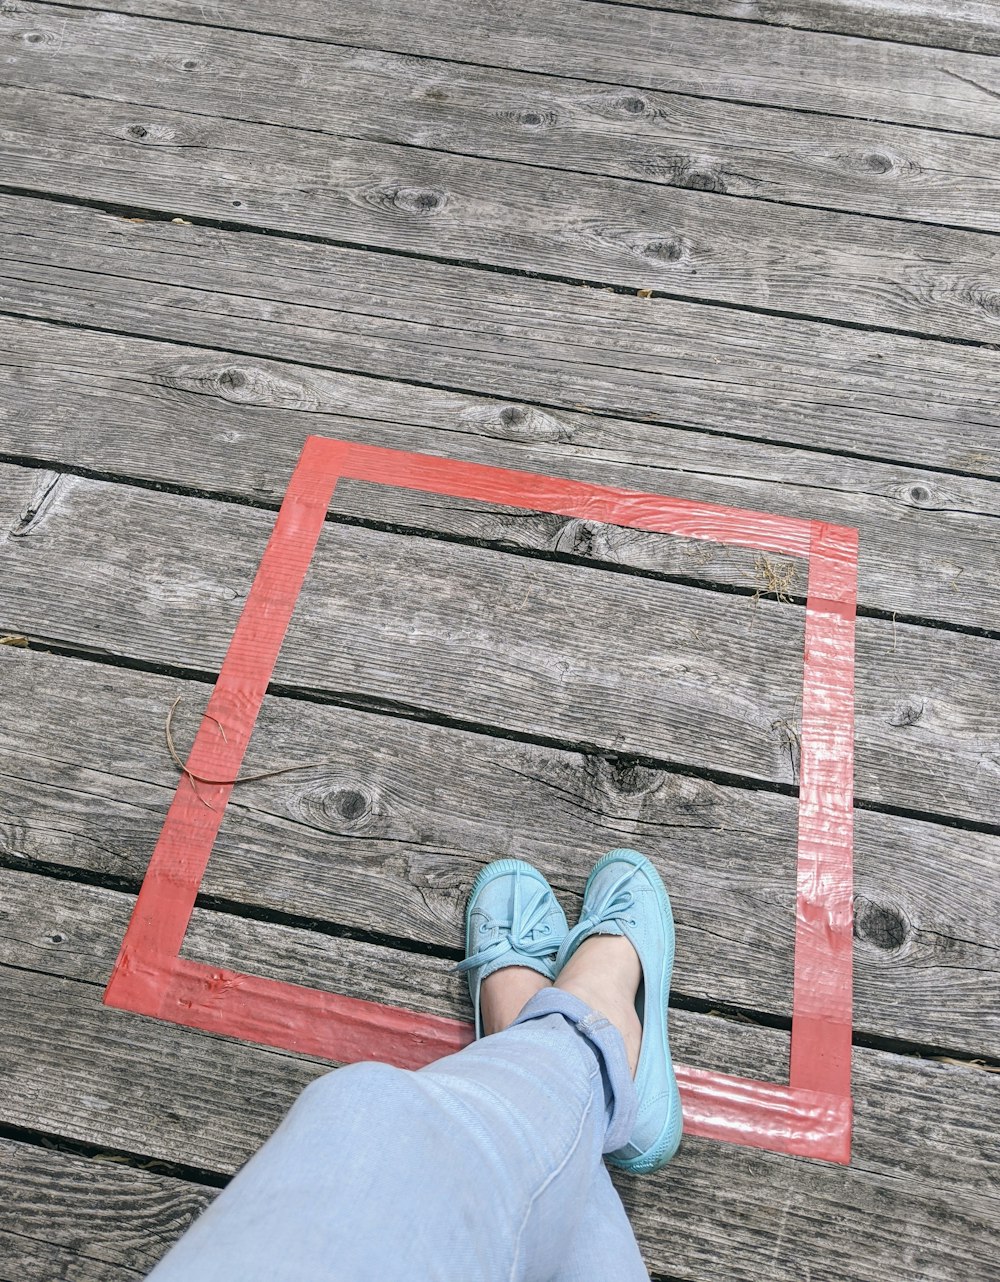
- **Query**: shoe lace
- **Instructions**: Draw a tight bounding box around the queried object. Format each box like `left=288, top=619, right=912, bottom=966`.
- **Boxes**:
left=563, top=867, right=638, bottom=956
left=578, top=867, right=637, bottom=930
left=456, top=868, right=557, bottom=975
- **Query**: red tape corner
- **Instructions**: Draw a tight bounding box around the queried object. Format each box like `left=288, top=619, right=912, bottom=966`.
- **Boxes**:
left=105, top=436, right=858, bottom=1164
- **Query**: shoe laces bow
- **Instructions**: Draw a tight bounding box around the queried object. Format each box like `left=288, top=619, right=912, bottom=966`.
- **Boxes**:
left=577, top=868, right=638, bottom=932
left=558, top=866, right=639, bottom=962
left=456, top=868, right=558, bottom=976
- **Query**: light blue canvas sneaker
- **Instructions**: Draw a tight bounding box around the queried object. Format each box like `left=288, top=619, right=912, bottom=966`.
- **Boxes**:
left=457, top=858, right=569, bottom=1040
left=556, top=848, right=683, bottom=1173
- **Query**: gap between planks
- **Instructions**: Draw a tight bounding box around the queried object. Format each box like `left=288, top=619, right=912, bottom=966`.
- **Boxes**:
left=589, top=0, right=1000, bottom=57
left=30, top=0, right=1000, bottom=138
left=7, top=3, right=1000, bottom=235
left=4, top=197, right=1000, bottom=485
left=0, top=869, right=998, bottom=1282
left=2, top=646, right=998, bottom=1058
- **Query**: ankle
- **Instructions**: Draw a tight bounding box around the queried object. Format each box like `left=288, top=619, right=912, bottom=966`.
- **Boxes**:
left=480, top=966, right=552, bottom=1036
left=554, top=935, right=643, bottom=1075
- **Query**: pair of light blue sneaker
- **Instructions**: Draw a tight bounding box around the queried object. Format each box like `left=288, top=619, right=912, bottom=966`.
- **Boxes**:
left=456, top=848, right=682, bottom=1174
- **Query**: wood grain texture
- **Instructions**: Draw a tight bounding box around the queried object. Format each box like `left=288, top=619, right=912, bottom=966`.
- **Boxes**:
left=7, top=2, right=1000, bottom=233
left=1, top=869, right=998, bottom=1282
left=601, top=0, right=1000, bottom=56
left=2, top=3, right=998, bottom=1276
left=0, top=1139, right=213, bottom=1282
left=2, top=624, right=999, bottom=1059
left=40, top=0, right=1000, bottom=135
left=4, top=195, right=1000, bottom=483
left=3, top=319, right=999, bottom=635
left=2, top=462, right=1000, bottom=825
left=5, top=91, right=1000, bottom=344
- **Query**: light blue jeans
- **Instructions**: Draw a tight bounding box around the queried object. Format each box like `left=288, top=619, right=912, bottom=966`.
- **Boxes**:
left=148, top=989, right=651, bottom=1281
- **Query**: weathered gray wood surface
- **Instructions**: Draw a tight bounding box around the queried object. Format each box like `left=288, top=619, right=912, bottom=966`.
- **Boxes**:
left=5, top=196, right=1000, bottom=482
left=600, top=0, right=1000, bottom=55
left=8, top=2, right=1000, bottom=233
left=3, top=319, right=999, bottom=635
left=3, top=647, right=998, bottom=1054
left=0, top=1138, right=213, bottom=1282
left=4, top=2, right=1000, bottom=1277
left=5, top=94, right=1000, bottom=344
left=1, top=869, right=998, bottom=1282
left=41, top=0, right=1000, bottom=135
left=3, top=463, right=999, bottom=825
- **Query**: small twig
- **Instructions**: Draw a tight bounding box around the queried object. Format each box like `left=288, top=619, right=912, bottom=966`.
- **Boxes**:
left=929, top=1055, right=1000, bottom=1074
left=206, top=713, right=228, bottom=743
left=164, top=697, right=331, bottom=794
left=746, top=554, right=798, bottom=630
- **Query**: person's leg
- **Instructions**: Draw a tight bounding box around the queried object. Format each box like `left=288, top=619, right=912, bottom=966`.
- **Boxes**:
left=147, top=984, right=637, bottom=1282
left=546, top=935, right=652, bottom=1282
left=553, top=1163, right=651, bottom=1282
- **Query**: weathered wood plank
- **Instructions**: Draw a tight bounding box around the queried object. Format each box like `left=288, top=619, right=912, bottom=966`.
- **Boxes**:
left=0, top=866, right=467, bottom=1037
left=3, top=462, right=999, bottom=826
left=0, top=1139, right=213, bottom=1282
left=601, top=0, right=1000, bottom=56
left=4, top=91, right=1000, bottom=344
left=41, top=0, right=1000, bottom=136
left=2, top=625, right=999, bottom=1057
left=8, top=2, right=1000, bottom=232
left=4, top=195, right=1000, bottom=482
left=3, top=319, right=999, bottom=635
left=1, top=871, right=997, bottom=1282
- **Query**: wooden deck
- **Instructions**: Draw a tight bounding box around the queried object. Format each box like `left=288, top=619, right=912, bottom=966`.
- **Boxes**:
left=1, top=1, right=999, bottom=1277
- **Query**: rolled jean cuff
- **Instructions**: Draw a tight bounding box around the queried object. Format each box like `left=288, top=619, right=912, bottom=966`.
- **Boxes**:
left=511, top=987, right=638, bottom=1153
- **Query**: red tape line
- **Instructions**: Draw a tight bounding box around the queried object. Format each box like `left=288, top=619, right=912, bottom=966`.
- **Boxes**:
left=105, top=436, right=857, bottom=1163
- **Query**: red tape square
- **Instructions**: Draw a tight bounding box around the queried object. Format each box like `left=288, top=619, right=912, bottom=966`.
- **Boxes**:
left=105, top=436, right=857, bottom=1163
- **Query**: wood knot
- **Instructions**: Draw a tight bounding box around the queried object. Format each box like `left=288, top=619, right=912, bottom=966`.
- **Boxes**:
left=836, top=149, right=918, bottom=179
left=561, top=517, right=594, bottom=558
left=301, top=781, right=381, bottom=833
left=616, top=94, right=649, bottom=116
left=219, top=368, right=248, bottom=391
left=861, top=151, right=893, bottom=174
left=500, top=405, right=530, bottom=428
left=124, top=122, right=177, bottom=146
left=679, top=167, right=726, bottom=193
left=594, top=755, right=661, bottom=799
left=470, top=403, right=570, bottom=444
left=670, top=157, right=730, bottom=194
left=585, top=92, right=653, bottom=122
left=10, top=471, right=64, bottom=539
left=506, top=108, right=558, bottom=129
left=553, top=518, right=598, bottom=559
left=424, top=87, right=448, bottom=102
left=377, top=185, right=447, bottom=214
left=895, top=479, right=964, bottom=512
left=969, top=286, right=1000, bottom=321
left=611, top=759, right=647, bottom=794
left=334, top=788, right=368, bottom=821
left=156, top=361, right=316, bottom=409
left=888, top=697, right=924, bottom=728
left=181, top=58, right=198, bottom=70
left=644, top=237, right=685, bottom=263
left=854, top=897, right=909, bottom=952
